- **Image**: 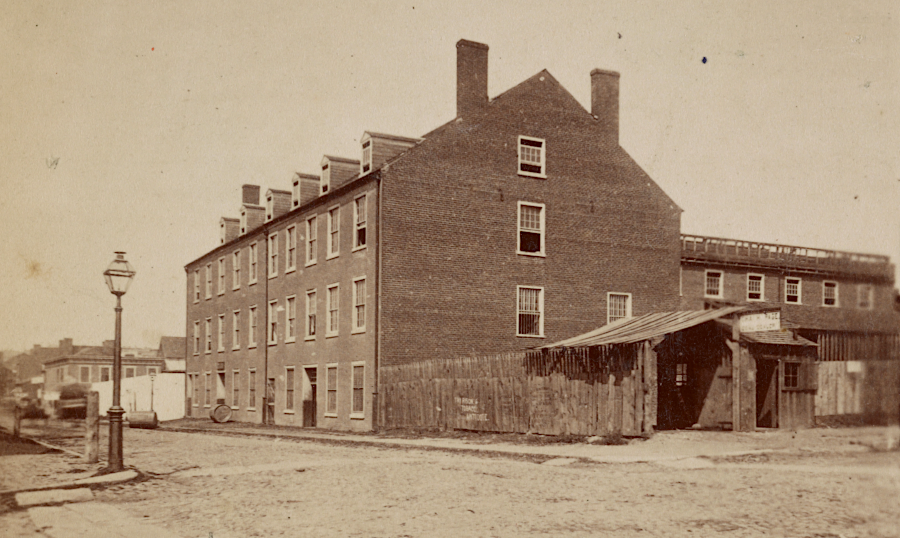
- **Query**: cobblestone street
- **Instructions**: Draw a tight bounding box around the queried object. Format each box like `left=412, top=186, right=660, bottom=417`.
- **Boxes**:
left=2, top=420, right=899, bottom=537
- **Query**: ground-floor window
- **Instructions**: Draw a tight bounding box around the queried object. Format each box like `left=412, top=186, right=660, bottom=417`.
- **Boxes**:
left=101, top=367, right=110, bottom=382
left=232, top=370, right=240, bottom=408
left=783, top=362, right=800, bottom=388
left=249, top=369, right=257, bottom=409
left=205, top=372, right=211, bottom=406
left=675, top=363, right=687, bottom=387
left=351, top=363, right=364, bottom=418
left=285, top=367, right=295, bottom=412
left=325, top=364, right=338, bottom=416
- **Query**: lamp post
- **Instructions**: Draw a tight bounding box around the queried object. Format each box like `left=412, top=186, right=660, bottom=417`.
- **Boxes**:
left=103, top=251, right=135, bottom=472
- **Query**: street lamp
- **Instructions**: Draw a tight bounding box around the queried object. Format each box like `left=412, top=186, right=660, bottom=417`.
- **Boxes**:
left=103, top=251, right=135, bottom=472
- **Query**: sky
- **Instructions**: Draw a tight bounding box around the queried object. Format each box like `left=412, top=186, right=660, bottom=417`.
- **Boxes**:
left=1, top=1, right=897, bottom=353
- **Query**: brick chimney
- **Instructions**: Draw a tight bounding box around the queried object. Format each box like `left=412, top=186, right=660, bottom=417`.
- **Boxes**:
left=220, top=217, right=239, bottom=244
left=59, top=338, right=73, bottom=355
left=242, top=184, right=260, bottom=205
left=457, top=39, right=489, bottom=118
left=293, top=173, right=320, bottom=208
left=591, top=68, right=620, bottom=143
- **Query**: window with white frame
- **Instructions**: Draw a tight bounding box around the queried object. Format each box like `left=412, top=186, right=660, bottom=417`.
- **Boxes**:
left=327, top=207, right=340, bottom=258
left=785, top=277, right=802, bottom=304
left=320, top=162, right=330, bottom=195
left=217, top=257, right=225, bottom=294
left=704, top=270, right=723, bottom=298
left=351, top=362, right=364, bottom=418
left=249, top=306, right=257, bottom=348
left=204, top=318, right=212, bottom=353
left=217, top=314, right=225, bottom=352
left=306, top=216, right=317, bottom=265
left=80, top=366, right=90, bottom=383
left=232, top=369, right=240, bottom=408
left=232, top=250, right=241, bottom=290
left=607, top=293, right=632, bottom=324
left=857, top=284, right=873, bottom=310
left=327, top=284, right=339, bottom=336
left=205, top=264, right=212, bottom=298
left=286, top=225, right=297, bottom=271
left=354, top=195, right=366, bottom=249
left=361, top=139, right=372, bottom=174
left=352, top=278, right=366, bottom=333
left=100, top=367, right=110, bottom=382
left=747, top=274, right=764, bottom=301
left=268, top=300, right=278, bottom=345
left=325, top=364, right=337, bottom=416
left=823, top=281, right=838, bottom=307
left=286, top=295, right=297, bottom=342
left=517, top=135, right=546, bottom=178
left=232, top=310, right=241, bottom=349
left=517, top=202, right=545, bottom=255
left=193, top=269, right=200, bottom=302
left=249, top=242, right=258, bottom=284
left=285, top=367, right=295, bottom=412
left=517, top=286, right=544, bottom=337
left=268, top=233, right=278, bottom=277
left=306, top=289, right=317, bottom=339
left=193, top=321, right=200, bottom=355
left=248, top=369, right=257, bottom=409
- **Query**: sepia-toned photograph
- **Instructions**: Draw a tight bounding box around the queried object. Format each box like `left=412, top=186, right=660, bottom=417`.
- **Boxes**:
left=1, top=2, right=898, bottom=536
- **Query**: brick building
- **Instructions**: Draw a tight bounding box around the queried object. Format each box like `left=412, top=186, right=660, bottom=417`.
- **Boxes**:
left=184, top=40, right=682, bottom=431
left=43, top=342, right=165, bottom=396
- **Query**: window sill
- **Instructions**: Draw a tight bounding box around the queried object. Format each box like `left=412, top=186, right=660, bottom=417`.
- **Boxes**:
left=286, top=267, right=296, bottom=274
left=351, top=328, right=366, bottom=335
left=217, top=349, right=224, bottom=353
left=746, top=298, right=764, bottom=302
left=249, top=344, right=257, bottom=349
left=326, top=333, right=338, bottom=339
left=305, top=336, right=316, bottom=341
left=204, top=405, right=211, bottom=408
left=247, top=407, right=256, bottom=412
left=350, top=413, right=365, bottom=420
left=232, top=346, right=240, bottom=351
left=268, top=341, right=277, bottom=347
left=822, top=304, right=838, bottom=308
left=268, top=274, right=278, bottom=280
left=232, top=286, right=240, bottom=292
left=704, top=295, right=723, bottom=300
left=205, top=351, right=212, bottom=355
left=218, top=291, right=225, bottom=296
left=516, top=251, right=546, bottom=258
left=326, top=253, right=339, bottom=261
left=324, top=413, right=337, bottom=418
left=193, top=404, right=199, bottom=407
left=516, top=334, right=545, bottom=339
left=785, top=301, right=802, bottom=305
left=249, top=280, right=258, bottom=286
left=518, top=171, right=547, bottom=179
left=305, top=260, right=317, bottom=268
left=283, top=410, right=295, bottom=415
left=352, top=245, right=367, bottom=253
left=285, top=338, right=296, bottom=344
left=230, top=406, right=240, bottom=410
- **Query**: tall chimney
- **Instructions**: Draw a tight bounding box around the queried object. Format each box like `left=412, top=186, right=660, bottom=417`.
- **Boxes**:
left=590, top=69, right=620, bottom=143
left=242, top=184, right=260, bottom=205
left=457, top=39, right=489, bottom=118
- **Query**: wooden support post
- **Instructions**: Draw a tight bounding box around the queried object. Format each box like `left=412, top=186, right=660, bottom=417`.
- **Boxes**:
left=84, top=391, right=100, bottom=464
left=731, top=314, right=743, bottom=431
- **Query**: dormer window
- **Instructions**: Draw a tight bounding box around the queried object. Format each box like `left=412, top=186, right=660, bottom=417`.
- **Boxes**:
left=361, top=139, right=372, bottom=175
left=220, top=222, right=226, bottom=245
left=265, top=194, right=274, bottom=221
left=518, top=135, right=546, bottom=178
left=240, top=209, right=247, bottom=234
left=292, top=179, right=300, bottom=208
left=321, top=162, right=330, bottom=195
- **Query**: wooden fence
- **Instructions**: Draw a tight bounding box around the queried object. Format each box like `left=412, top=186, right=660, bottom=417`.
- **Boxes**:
left=815, top=359, right=900, bottom=420
left=379, top=343, right=657, bottom=436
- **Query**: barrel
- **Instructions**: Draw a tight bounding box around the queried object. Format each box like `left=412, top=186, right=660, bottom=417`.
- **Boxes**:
left=210, top=404, right=232, bottom=423
left=127, top=411, right=159, bottom=429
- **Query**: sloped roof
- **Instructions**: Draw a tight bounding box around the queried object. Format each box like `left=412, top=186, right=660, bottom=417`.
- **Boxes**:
left=159, top=337, right=186, bottom=359
left=741, top=330, right=817, bottom=347
left=538, top=307, right=747, bottom=349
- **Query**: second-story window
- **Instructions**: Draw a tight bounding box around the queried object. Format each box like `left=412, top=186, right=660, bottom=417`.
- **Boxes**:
left=268, top=233, right=279, bottom=277
left=306, top=216, right=317, bottom=265
left=205, top=264, right=212, bottom=299
left=327, top=207, right=340, bottom=259
left=249, top=306, right=258, bottom=347
left=268, top=300, right=278, bottom=344
left=306, top=289, right=317, bottom=338
left=518, top=136, right=546, bottom=178
left=327, top=284, right=339, bottom=336
left=517, top=202, right=545, bottom=256
left=354, top=195, right=367, bottom=249
left=193, top=321, right=200, bottom=355
left=193, top=269, right=200, bottom=302
left=747, top=274, right=764, bottom=301
left=232, top=250, right=241, bottom=290
left=232, top=310, right=241, bottom=350
left=857, top=284, right=873, bottom=310
left=217, top=314, right=225, bottom=352
left=205, top=318, right=212, bottom=353
left=785, top=277, right=802, bottom=304
left=286, top=296, right=296, bottom=342
left=823, top=281, right=838, bottom=307
left=517, top=286, right=544, bottom=337
left=607, top=293, right=632, bottom=324
left=249, top=242, right=258, bottom=283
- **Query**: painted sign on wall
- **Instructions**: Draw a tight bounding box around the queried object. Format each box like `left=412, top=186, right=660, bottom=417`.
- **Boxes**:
left=739, top=311, right=781, bottom=332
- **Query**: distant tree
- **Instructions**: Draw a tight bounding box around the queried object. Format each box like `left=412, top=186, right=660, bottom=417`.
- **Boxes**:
left=894, top=288, right=900, bottom=313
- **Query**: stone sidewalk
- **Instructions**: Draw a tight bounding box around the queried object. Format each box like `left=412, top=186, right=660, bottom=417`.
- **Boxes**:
left=27, top=502, right=181, bottom=538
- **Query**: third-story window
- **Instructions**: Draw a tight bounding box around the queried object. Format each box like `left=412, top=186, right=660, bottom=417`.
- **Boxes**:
left=286, top=225, right=297, bottom=271
left=518, top=135, right=546, bottom=177
left=232, top=250, right=241, bottom=289
left=194, top=269, right=200, bottom=302
left=705, top=270, right=723, bottom=298
left=205, top=264, right=212, bottom=298
left=193, top=321, right=200, bottom=354
left=352, top=278, right=366, bottom=333
left=823, top=281, right=838, bottom=307
left=306, top=216, right=317, bottom=265
left=218, top=258, right=225, bottom=294
left=249, top=306, right=257, bottom=347
left=857, top=284, right=873, bottom=310
left=747, top=274, right=764, bottom=301
left=286, top=296, right=296, bottom=341
left=517, top=286, right=543, bottom=337
left=327, top=284, right=339, bottom=336
left=354, top=195, right=367, bottom=248
left=268, top=300, right=278, bottom=344
left=327, top=207, right=340, bottom=258
left=607, top=293, right=632, bottom=324
left=205, top=318, right=212, bottom=353
left=232, top=310, right=241, bottom=349
left=268, top=233, right=279, bottom=277
left=517, top=202, right=545, bottom=255
left=249, top=242, right=258, bottom=283
left=306, top=290, right=317, bottom=338
left=785, top=277, right=802, bottom=304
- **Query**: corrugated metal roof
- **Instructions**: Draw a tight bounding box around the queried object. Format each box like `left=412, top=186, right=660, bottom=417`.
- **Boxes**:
left=538, top=306, right=747, bottom=349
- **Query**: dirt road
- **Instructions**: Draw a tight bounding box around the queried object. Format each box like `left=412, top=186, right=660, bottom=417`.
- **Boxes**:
left=3, top=423, right=898, bottom=538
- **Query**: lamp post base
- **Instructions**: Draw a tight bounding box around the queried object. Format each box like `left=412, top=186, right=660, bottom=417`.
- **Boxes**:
left=107, top=406, right=125, bottom=472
